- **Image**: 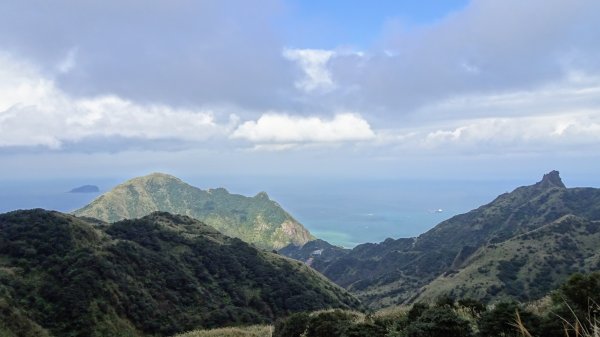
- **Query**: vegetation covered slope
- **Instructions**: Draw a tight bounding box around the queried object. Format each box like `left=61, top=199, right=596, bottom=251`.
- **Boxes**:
left=279, top=239, right=349, bottom=267
left=282, top=171, right=600, bottom=307
left=178, top=271, right=600, bottom=337
left=0, top=209, right=358, bottom=337
left=73, top=173, right=314, bottom=250
left=415, top=215, right=600, bottom=302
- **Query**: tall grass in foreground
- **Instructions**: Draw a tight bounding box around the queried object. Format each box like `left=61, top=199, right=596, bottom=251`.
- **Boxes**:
left=173, top=325, right=272, bottom=337
left=515, top=303, right=600, bottom=337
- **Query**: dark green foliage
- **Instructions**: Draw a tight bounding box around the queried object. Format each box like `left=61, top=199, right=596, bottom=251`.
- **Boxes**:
left=535, top=315, right=568, bottom=337
left=344, top=323, right=387, bottom=337
left=553, top=272, right=600, bottom=315
left=407, top=302, right=430, bottom=321
left=478, top=301, right=540, bottom=337
left=497, top=257, right=527, bottom=298
left=271, top=273, right=600, bottom=337
left=542, top=272, right=600, bottom=336
left=305, top=311, right=357, bottom=337
left=273, top=312, right=310, bottom=337
left=0, top=296, right=51, bottom=337
left=279, top=239, right=349, bottom=266
left=405, top=307, right=472, bottom=337
left=0, top=210, right=358, bottom=337
left=273, top=310, right=386, bottom=337
left=435, top=294, right=456, bottom=308
left=458, top=298, right=485, bottom=315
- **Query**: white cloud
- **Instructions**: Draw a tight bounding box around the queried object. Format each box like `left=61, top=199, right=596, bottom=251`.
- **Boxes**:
left=356, top=68, right=600, bottom=156
left=375, top=106, right=600, bottom=155
left=0, top=54, right=228, bottom=148
left=231, top=113, right=375, bottom=143
left=283, top=48, right=335, bottom=92
left=420, top=72, right=600, bottom=120
left=423, top=112, right=600, bottom=147
left=0, top=53, right=53, bottom=112
left=57, top=47, right=78, bottom=74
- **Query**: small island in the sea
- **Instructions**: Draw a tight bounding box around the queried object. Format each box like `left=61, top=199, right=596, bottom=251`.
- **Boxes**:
left=69, top=185, right=100, bottom=193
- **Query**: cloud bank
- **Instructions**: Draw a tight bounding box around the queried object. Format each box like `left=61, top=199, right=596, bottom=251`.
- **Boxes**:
left=0, top=0, right=600, bottom=181
left=0, top=54, right=373, bottom=150
left=0, top=54, right=225, bottom=148
left=232, top=113, right=374, bottom=143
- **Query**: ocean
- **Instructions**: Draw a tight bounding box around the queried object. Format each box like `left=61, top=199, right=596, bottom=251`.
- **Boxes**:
left=0, top=176, right=529, bottom=248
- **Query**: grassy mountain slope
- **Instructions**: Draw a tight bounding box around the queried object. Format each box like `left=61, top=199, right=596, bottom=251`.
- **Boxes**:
left=415, top=215, right=600, bottom=302
left=282, top=171, right=600, bottom=307
left=0, top=209, right=358, bottom=337
left=73, top=173, right=314, bottom=250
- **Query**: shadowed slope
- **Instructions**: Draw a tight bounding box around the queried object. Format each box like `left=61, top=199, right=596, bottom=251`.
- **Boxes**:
left=282, top=171, right=600, bottom=307
left=0, top=209, right=358, bottom=337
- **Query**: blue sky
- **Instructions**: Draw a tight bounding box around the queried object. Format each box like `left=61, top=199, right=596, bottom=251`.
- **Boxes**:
left=280, top=0, right=469, bottom=48
left=1, top=0, right=600, bottom=182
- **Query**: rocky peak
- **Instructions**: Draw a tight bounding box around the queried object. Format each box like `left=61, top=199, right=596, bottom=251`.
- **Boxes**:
left=254, top=191, right=270, bottom=200
left=536, top=170, right=566, bottom=189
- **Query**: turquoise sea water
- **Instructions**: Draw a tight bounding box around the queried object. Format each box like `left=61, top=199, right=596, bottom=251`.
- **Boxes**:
left=0, top=176, right=528, bottom=248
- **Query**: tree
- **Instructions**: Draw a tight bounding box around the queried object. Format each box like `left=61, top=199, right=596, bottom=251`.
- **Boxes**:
left=273, top=312, right=310, bottom=337
left=405, top=306, right=472, bottom=337
left=553, top=272, right=600, bottom=316
left=478, top=301, right=539, bottom=337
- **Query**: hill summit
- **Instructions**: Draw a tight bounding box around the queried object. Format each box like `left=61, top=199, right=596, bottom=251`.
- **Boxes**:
left=73, top=173, right=314, bottom=250
left=536, top=170, right=566, bottom=189
left=0, top=209, right=357, bottom=336
left=281, top=171, right=600, bottom=307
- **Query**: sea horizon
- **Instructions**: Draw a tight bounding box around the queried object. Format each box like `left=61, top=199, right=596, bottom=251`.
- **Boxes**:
left=3, top=174, right=589, bottom=248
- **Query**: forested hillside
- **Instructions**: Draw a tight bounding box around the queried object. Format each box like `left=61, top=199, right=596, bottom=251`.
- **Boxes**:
left=0, top=209, right=358, bottom=337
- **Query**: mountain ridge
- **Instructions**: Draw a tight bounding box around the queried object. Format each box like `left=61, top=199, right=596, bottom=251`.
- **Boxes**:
left=0, top=209, right=358, bottom=337
left=280, top=171, right=600, bottom=307
left=73, top=173, right=314, bottom=250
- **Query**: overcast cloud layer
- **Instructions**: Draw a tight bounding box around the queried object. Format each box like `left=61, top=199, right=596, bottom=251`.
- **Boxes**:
left=1, top=0, right=600, bottom=179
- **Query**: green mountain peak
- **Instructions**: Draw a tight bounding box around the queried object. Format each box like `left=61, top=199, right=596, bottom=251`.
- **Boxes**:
left=125, top=172, right=189, bottom=188
left=73, top=173, right=314, bottom=250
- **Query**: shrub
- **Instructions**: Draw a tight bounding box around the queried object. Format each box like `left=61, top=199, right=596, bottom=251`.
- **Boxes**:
left=405, top=306, right=472, bottom=337
left=478, top=301, right=539, bottom=337
left=273, top=312, right=309, bottom=337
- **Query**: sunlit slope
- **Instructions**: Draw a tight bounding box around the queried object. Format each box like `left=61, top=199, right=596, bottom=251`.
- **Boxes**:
left=415, top=215, right=600, bottom=302
left=74, top=173, right=314, bottom=250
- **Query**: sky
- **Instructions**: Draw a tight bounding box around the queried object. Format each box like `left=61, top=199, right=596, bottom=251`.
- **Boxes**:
left=1, top=0, right=600, bottom=182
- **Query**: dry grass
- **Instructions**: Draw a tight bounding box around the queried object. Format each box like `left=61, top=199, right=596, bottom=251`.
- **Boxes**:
left=173, top=325, right=272, bottom=337
left=553, top=303, right=600, bottom=337
left=514, top=303, right=600, bottom=337
left=372, top=305, right=409, bottom=320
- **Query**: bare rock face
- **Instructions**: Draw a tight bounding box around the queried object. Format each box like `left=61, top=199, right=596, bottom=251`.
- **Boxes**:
left=536, top=170, right=566, bottom=189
